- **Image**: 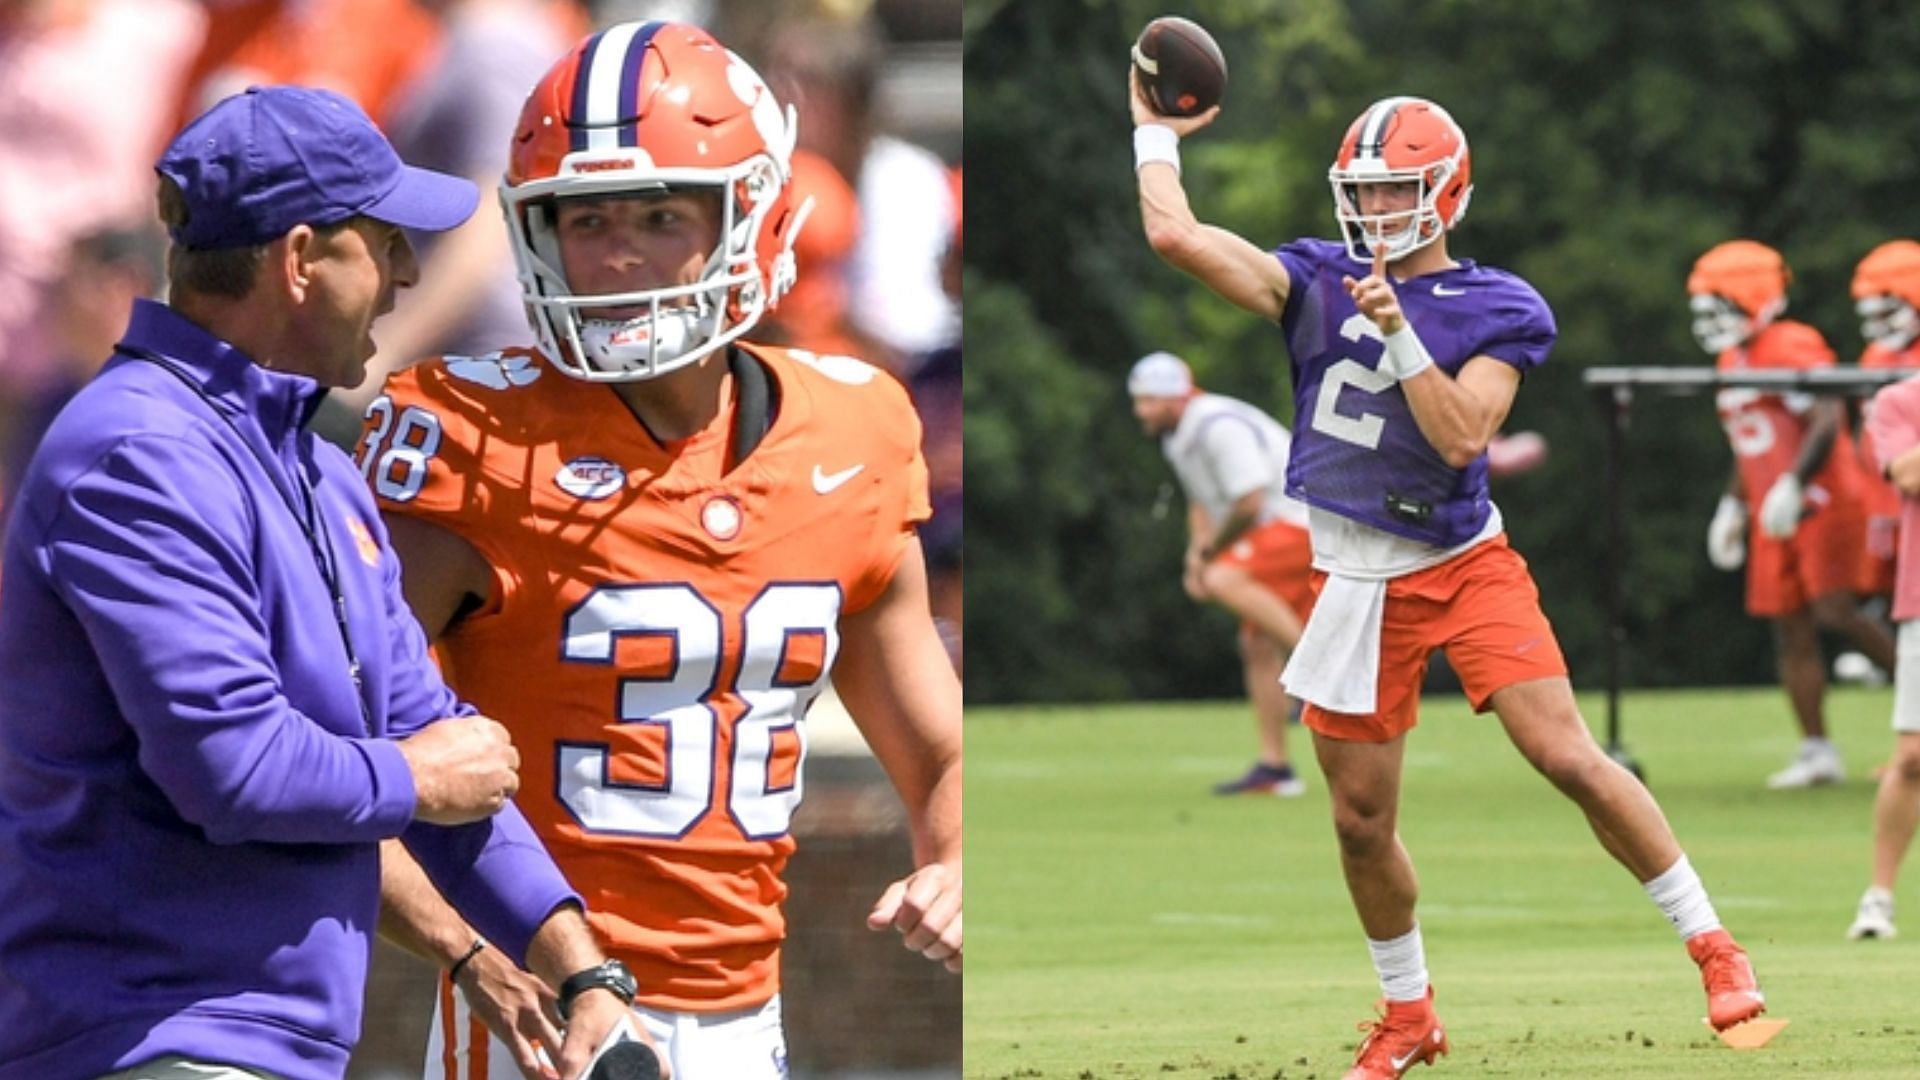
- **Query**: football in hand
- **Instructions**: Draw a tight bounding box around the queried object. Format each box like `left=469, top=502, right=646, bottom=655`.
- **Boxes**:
left=1131, top=16, right=1227, bottom=118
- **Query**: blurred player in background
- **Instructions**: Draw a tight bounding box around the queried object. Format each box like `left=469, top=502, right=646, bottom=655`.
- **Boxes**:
left=1849, top=247, right=1920, bottom=942
left=1851, top=241, right=1920, bottom=612
left=359, top=22, right=961, bottom=1078
left=1690, top=240, right=1896, bottom=788
left=1134, top=79, right=1766, bottom=1078
left=1127, top=351, right=1311, bottom=797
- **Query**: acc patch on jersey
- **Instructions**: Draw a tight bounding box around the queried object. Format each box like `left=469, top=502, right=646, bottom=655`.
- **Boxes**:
left=555, top=456, right=627, bottom=500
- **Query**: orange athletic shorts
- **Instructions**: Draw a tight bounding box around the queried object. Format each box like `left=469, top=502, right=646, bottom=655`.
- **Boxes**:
left=1859, top=472, right=1900, bottom=599
left=1216, top=518, right=1315, bottom=621
left=1303, top=534, right=1569, bottom=744
left=1745, top=494, right=1869, bottom=617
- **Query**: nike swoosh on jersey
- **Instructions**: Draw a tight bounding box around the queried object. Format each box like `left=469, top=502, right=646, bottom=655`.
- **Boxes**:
left=812, top=463, right=865, bottom=493
left=1432, top=283, right=1466, bottom=296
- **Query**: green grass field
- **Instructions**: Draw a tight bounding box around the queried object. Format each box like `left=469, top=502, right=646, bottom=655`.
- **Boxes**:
left=965, top=686, right=1920, bottom=1078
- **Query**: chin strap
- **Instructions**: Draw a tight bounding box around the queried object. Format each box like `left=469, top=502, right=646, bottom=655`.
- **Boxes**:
left=727, top=347, right=776, bottom=469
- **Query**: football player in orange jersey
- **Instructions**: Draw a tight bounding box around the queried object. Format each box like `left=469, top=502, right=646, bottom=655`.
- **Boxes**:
left=1851, top=241, right=1920, bottom=603
left=355, top=22, right=961, bottom=1080
left=1690, top=240, right=1896, bottom=788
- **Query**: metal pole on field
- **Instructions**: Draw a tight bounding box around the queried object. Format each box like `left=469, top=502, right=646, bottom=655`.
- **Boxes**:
left=1580, top=365, right=1913, bottom=781
left=1598, top=381, right=1637, bottom=778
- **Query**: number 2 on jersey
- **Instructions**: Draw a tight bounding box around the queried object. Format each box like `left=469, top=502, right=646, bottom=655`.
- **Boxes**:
left=557, top=582, right=842, bottom=840
left=1310, top=313, right=1396, bottom=450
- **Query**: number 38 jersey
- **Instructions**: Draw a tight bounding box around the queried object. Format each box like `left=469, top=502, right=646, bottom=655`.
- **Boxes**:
left=355, top=343, right=930, bottom=1011
left=1275, top=238, right=1555, bottom=548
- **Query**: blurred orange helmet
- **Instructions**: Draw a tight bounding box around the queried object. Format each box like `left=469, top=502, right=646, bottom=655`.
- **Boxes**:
left=1687, top=240, right=1790, bottom=353
left=1853, top=240, right=1920, bottom=351
left=502, top=21, right=807, bottom=381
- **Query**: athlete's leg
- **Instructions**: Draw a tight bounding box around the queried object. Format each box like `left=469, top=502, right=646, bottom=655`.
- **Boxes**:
left=1490, top=676, right=1679, bottom=880
left=1312, top=731, right=1415, bottom=940
left=1202, top=560, right=1302, bottom=650
left=1774, top=609, right=1829, bottom=740
left=1871, top=732, right=1920, bottom=892
left=1811, top=589, right=1898, bottom=670
left=1243, top=625, right=1293, bottom=768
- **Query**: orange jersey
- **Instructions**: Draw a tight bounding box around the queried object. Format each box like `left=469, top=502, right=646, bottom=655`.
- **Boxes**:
left=1856, top=341, right=1920, bottom=595
left=356, top=343, right=929, bottom=1011
left=1714, top=320, right=1864, bottom=507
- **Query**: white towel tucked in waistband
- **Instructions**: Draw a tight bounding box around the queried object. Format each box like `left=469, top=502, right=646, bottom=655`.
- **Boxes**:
left=1281, top=574, right=1387, bottom=714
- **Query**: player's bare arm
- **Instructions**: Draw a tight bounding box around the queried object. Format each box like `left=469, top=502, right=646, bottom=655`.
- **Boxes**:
left=384, top=510, right=495, bottom=641
left=1793, top=399, right=1844, bottom=481
left=1184, top=503, right=1213, bottom=601
left=1345, top=247, right=1520, bottom=467
left=833, top=536, right=963, bottom=972
left=1130, top=69, right=1290, bottom=322
left=379, top=844, right=562, bottom=1080
left=1202, top=489, right=1265, bottom=561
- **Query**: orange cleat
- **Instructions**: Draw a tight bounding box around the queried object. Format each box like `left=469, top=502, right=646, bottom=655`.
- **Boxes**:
left=1345, top=987, right=1449, bottom=1079
left=1688, top=929, right=1766, bottom=1031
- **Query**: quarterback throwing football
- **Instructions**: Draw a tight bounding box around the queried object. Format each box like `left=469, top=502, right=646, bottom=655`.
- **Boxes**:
left=1131, top=73, right=1763, bottom=1078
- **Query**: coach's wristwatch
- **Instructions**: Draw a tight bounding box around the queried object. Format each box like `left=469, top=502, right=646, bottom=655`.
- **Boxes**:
left=556, top=958, right=638, bottom=1021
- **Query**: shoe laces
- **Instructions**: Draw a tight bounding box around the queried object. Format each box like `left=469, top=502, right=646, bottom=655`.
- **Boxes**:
left=1352, top=1001, right=1424, bottom=1064
left=1699, top=943, right=1751, bottom=993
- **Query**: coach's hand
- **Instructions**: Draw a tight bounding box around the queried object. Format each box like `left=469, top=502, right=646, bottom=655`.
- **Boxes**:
left=454, top=945, right=563, bottom=1080
left=1759, top=474, right=1806, bottom=540
left=868, top=862, right=962, bottom=972
left=400, top=715, right=521, bottom=825
left=1707, top=494, right=1747, bottom=570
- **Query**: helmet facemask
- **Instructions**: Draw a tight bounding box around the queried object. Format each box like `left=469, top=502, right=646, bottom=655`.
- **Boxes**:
left=1858, top=294, right=1920, bottom=353
left=1689, top=292, right=1783, bottom=355
left=1330, top=165, right=1466, bottom=263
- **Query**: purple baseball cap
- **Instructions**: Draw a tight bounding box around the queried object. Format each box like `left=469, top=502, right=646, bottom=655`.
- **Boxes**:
left=156, top=85, right=479, bottom=250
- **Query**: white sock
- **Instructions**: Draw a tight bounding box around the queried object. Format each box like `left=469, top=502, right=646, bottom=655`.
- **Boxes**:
left=1644, top=854, right=1722, bottom=941
left=1367, top=924, right=1429, bottom=1002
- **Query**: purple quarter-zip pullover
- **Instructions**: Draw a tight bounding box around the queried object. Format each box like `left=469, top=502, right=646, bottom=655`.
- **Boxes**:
left=0, top=300, right=577, bottom=1080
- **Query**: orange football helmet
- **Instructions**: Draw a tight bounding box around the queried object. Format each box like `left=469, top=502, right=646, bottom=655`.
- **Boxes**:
left=1328, top=96, right=1473, bottom=262
left=501, top=21, right=810, bottom=381
left=1852, top=240, right=1920, bottom=351
left=1687, top=240, right=1791, bottom=354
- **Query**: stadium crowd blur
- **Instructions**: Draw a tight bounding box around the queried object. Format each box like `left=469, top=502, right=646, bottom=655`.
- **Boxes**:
left=0, top=0, right=963, bottom=667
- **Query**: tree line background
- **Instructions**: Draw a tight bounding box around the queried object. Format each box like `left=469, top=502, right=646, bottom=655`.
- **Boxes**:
left=961, top=0, right=1920, bottom=705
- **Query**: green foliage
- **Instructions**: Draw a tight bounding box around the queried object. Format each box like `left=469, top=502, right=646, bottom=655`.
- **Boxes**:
left=964, top=0, right=1920, bottom=702
left=966, top=688, right=1909, bottom=1076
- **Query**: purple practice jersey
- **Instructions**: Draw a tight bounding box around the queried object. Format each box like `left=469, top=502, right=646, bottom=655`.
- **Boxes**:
left=1276, top=238, right=1555, bottom=546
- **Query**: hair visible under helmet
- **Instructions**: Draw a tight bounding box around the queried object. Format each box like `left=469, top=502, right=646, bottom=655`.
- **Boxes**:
left=500, top=21, right=812, bottom=382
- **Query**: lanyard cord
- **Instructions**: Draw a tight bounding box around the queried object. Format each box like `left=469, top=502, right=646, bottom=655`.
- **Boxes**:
left=121, top=345, right=373, bottom=736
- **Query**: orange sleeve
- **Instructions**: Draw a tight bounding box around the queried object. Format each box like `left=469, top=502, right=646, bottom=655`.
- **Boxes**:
left=355, top=359, right=524, bottom=611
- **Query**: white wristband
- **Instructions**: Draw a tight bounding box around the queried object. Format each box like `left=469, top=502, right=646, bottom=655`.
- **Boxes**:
left=1133, top=124, right=1181, bottom=174
left=1380, top=323, right=1435, bottom=380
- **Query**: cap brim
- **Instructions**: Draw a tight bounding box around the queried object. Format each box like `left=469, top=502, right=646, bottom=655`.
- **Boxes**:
left=362, top=165, right=480, bottom=233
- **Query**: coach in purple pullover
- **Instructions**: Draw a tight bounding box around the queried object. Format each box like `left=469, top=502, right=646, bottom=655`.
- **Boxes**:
left=0, top=88, right=640, bottom=1080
